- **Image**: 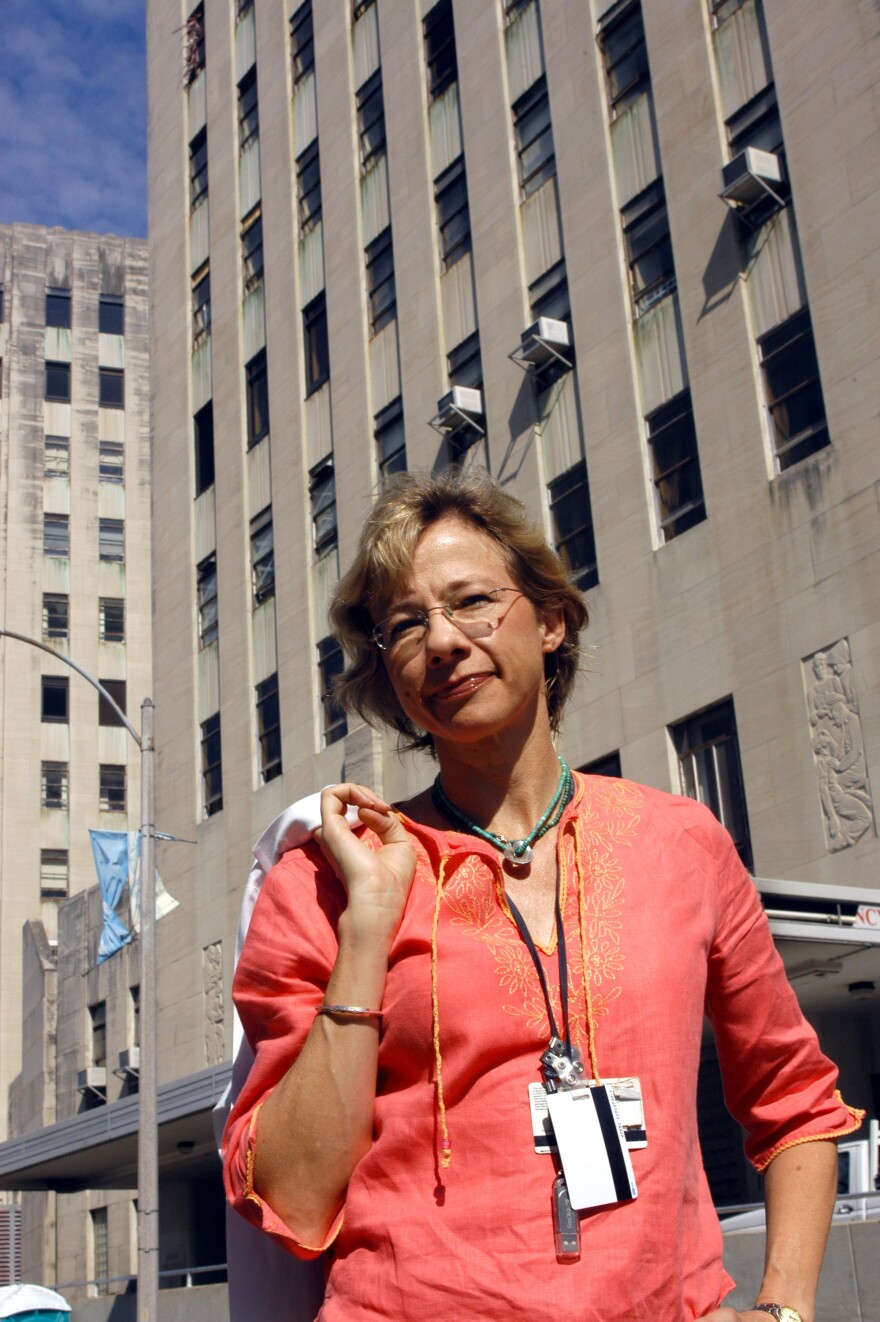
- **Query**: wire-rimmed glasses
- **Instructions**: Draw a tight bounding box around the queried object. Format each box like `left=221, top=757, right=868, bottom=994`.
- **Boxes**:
left=372, top=587, right=523, bottom=656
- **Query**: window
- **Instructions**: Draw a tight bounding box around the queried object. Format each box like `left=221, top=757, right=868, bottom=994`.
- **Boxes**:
left=357, top=71, right=386, bottom=169
left=365, top=228, right=396, bottom=333
left=310, top=460, right=337, bottom=555
left=99, top=598, right=125, bottom=643
left=513, top=76, right=555, bottom=197
left=727, top=86, right=783, bottom=158
left=45, top=361, right=71, bottom=402
left=90, top=1002, right=108, bottom=1069
left=192, top=268, right=211, bottom=338
left=530, top=260, right=570, bottom=323
left=672, top=698, right=753, bottom=868
left=44, top=434, right=70, bottom=476
left=245, top=349, right=270, bottom=446
left=242, top=212, right=263, bottom=285
left=296, top=142, right=322, bottom=233
left=447, top=332, right=482, bottom=389
left=90, top=1207, right=109, bottom=1294
left=99, top=440, right=124, bottom=483
left=317, top=636, right=347, bottom=745
left=45, top=287, right=71, bottom=329
left=598, top=0, right=650, bottom=116
left=256, top=673, right=282, bottom=782
left=190, top=128, right=209, bottom=208
left=238, top=67, right=259, bottom=149
left=548, top=460, right=598, bottom=590
left=353, top=0, right=375, bottom=16
left=250, top=506, right=275, bottom=604
left=41, top=761, right=69, bottom=809
left=99, top=764, right=126, bottom=812
left=375, top=397, right=406, bottom=480
left=622, top=180, right=676, bottom=315
left=201, top=712, right=223, bottom=816
left=130, top=985, right=140, bottom=1047
left=43, top=513, right=70, bottom=557
left=41, top=676, right=69, bottom=723
left=99, top=679, right=127, bottom=728
left=646, top=391, right=706, bottom=539
left=43, top=593, right=69, bottom=639
left=184, top=3, right=205, bottom=85
left=0, top=282, right=4, bottom=322
left=424, top=0, right=457, bottom=99
left=290, top=1, right=314, bottom=83
left=579, top=751, right=622, bottom=778
left=99, top=294, right=125, bottom=336
left=710, top=0, right=749, bottom=27
left=197, top=554, right=219, bottom=648
left=99, top=518, right=124, bottom=562
left=759, top=309, right=829, bottom=470
left=303, top=293, right=329, bottom=394
left=99, top=367, right=125, bottom=408
left=40, top=849, right=69, bottom=898
left=194, top=401, right=215, bottom=495
left=435, top=156, right=471, bottom=269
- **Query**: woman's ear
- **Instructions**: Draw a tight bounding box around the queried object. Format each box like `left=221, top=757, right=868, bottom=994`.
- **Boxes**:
left=539, top=603, right=567, bottom=654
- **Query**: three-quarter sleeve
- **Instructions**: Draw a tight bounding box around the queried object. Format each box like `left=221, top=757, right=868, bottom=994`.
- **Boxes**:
left=222, top=844, right=347, bottom=1258
left=703, top=820, right=863, bottom=1171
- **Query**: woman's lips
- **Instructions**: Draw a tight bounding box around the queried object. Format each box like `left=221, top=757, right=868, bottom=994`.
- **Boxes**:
left=428, top=672, right=494, bottom=701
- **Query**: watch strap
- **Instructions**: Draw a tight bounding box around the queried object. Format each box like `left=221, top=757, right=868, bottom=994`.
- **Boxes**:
left=754, top=1305, right=804, bottom=1322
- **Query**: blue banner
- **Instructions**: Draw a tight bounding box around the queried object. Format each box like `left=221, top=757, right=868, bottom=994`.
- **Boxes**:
left=89, top=830, right=134, bottom=963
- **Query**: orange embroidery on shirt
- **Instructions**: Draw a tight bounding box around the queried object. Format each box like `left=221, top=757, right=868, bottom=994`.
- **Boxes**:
left=419, top=777, right=643, bottom=1047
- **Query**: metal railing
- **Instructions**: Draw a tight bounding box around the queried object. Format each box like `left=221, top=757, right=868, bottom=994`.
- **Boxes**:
left=52, top=1263, right=228, bottom=1295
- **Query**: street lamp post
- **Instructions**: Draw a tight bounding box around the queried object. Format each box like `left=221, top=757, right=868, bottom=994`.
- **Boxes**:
left=0, top=628, right=158, bottom=1322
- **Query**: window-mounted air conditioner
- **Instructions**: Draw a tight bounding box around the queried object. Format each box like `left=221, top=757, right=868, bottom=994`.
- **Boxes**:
left=720, top=147, right=785, bottom=213
left=115, top=1046, right=140, bottom=1079
left=518, top=317, right=571, bottom=367
left=429, top=386, right=485, bottom=437
left=77, top=1066, right=107, bottom=1098
left=753, top=877, right=880, bottom=946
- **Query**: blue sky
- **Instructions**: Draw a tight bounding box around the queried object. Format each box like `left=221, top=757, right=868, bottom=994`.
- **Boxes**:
left=0, top=0, right=147, bottom=238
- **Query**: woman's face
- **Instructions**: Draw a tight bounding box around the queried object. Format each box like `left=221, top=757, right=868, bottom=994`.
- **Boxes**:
left=375, top=516, right=564, bottom=751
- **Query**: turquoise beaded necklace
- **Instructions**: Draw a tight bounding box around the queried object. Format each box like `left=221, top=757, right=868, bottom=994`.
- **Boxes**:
left=431, top=758, right=573, bottom=867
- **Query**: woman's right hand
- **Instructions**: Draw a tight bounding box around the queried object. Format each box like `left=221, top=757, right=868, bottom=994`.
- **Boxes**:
left=315, top=783, right=417, bottom=942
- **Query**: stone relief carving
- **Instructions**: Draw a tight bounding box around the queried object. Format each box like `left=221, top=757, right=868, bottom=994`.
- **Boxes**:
left=804, top=640, right=874, bottom=852
left=203, top=940, right=225, bottom=1066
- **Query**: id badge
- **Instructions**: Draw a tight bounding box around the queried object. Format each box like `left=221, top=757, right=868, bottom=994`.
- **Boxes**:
left=530, top=1076, right=646, bottom=1152
left=545, top=1084, right=637, bottom=1211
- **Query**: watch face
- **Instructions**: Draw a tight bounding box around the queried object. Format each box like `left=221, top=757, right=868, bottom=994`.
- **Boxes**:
left=778, top=1311, right=803, bottom=1322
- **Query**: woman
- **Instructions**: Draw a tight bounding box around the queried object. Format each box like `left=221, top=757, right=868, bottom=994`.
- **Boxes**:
left=224, top=470, right=861, bottom=1322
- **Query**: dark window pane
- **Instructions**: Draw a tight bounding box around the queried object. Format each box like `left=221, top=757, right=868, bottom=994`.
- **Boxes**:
left=99, top=764, right=126, bottom=812
left=99, top=368, right=125, bottom=408
left=194, top=401, right=215, bottom=495
left=357, top=71, right=386, bottom=168
left=256, top=673, right=282, bottom=782
left=46, top=289, right=71, bottom=329
left=238, top=67, right=259, bottom=148
left=317, top=636, right=347, bottom=745
left=99, top=598, right=125, bottom=643
left=99, top=441, right=124, bottom=483
left=598, top=2, right=650, bottom=114
left=45, top=361, right=71, bottom=402
left=296, top=142, right=322, bottom=232
left=190, top=128, right=209, bottom=208
left=99, top=518, right=125, bottom=562
left=41, top=676, right=69, bottom=723
left=43, top=593, right=69, bottom=638
left=290, top=1, right=314, bottom=82
left=310, top=462, right=337, bottom=554
left=197, top=554, right=219, bottom=648
left=435, top=156, right=471, bottom=268
left=42, top=761, right=69, bottom=809
left=192, top=270, right=211, bottom=338
left=622, top=181, right=676, bottom=313
left=365, top=227, right=396, bottom=333
left=99, top=679, right=127, bottom=728
left=303, top=294, right=330, bottom=394
left=375, top=397, right=406, bottom=480
left=447, top=332, right=482, bottom=389
left=201, top=712, right=223, bottom=815
left=43, top=513, right=70, bottom=557
left=672, top=698, right=753, bottom=868
left=242, top=213, right=263, bottom=284
left=44, top=434, right=70, bottom=477
left=99, top=296, right=125, bottom=335
left=246, top=349, right=270, bottom=446
left=646, top=390, right=706, bottom=539
left=40, top=848, right=69, bottom=898
left=514, top=77, right=555, bottom=196
left=759, top=309, right=830, bottom=471
left=424, top=0, right=457, bottom=98
left=548, top=460, right=598, bottom=590
left=250, top=507, right=275, bottom=604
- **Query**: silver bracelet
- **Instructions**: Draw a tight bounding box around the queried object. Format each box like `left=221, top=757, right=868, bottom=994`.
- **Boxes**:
left=316, top=1004, right=383, bottom=1020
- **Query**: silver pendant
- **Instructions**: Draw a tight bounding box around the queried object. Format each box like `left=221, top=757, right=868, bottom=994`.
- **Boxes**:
left=502, top=841, right=533, bottom=865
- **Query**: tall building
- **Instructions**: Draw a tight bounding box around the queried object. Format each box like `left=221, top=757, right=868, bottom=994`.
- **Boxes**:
left=1, top=0, right=878, bottom=1312
left=0, top=225, right=152, bottom=1285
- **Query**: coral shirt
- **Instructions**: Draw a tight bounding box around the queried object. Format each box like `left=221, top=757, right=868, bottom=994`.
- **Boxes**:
left=223, top=776, right=861, bottom=1321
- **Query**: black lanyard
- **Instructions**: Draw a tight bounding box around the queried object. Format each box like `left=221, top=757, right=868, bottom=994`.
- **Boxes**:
left=505, top=870, right=572, bottom=1061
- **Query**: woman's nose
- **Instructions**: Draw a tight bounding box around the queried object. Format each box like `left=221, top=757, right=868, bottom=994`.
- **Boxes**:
left=424, top=607, right=467, bottom=660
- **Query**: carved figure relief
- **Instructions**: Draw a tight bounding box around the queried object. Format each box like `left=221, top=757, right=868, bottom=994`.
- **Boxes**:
left=804, top=640, right=875, bottom=852
left=203, top=941, right=225, bottom=1065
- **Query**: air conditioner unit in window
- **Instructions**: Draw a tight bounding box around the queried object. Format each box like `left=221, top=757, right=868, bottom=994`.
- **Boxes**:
left=115, top=1046, right=140, bottom=1079
left=753, top=876, right=880, bottom=946
left=719, top=147, right=786, bottom=218
left=517, top=317, right=572, bottom=369
left=77, top=1066, right=107, bottom=1099
left=429, top=386, right=485, bottom=438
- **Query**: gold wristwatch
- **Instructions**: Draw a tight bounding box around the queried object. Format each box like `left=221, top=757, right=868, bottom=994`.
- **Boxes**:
left=754, top=1305, right=804, bottom=1322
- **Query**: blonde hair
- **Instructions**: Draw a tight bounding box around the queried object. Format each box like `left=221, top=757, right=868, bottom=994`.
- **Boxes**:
left=329, top=469, right=589, bottom=753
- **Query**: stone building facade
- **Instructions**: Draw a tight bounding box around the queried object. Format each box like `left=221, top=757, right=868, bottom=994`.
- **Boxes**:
left=0, top=0, right=878, bottom=1312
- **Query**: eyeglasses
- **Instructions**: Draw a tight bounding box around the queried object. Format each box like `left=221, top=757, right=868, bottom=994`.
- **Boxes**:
left=372, top=587, right=523, bottom=655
